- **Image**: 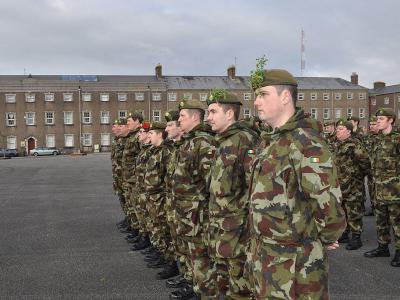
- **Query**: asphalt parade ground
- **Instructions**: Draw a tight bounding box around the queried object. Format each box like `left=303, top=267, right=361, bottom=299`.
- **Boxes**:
left=0, top=154, right=399, bottom=300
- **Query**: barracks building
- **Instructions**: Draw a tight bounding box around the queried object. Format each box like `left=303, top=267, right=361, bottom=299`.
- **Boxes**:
left=0, top=65, right=371, bottom=154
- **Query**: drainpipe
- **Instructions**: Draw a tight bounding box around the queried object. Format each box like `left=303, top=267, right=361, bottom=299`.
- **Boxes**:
left=148, top=85, right=151, bottom=121
left=78, top=85, right=82, bottom=153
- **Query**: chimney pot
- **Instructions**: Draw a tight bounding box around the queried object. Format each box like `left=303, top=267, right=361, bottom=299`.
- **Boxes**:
left=227, top=65, right=236, bottom=79
left=155, top=64, right=162, bottom=79
left=351, top=72, right=358, bottom=85
left=373, top=81, right=386, bottom=90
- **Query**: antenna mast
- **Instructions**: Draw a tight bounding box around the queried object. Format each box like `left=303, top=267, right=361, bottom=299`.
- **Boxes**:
left=301, top=29, right=306, bottom=76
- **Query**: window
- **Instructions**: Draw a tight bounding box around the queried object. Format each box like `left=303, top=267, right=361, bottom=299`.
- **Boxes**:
left=200, top=93, right=208, bottom=102
left=204, top=110, right=209, bottom=121
left=297, top=93, right=304, bottom=101
left=45, top=112, right=55, bottom=125
left=63, top=93, right=73, bottom=102
left=118, top=93, right=127, bottom=102
left=323, top=93, right=329, bottom=101
left=310, top=108, right=317, bottom=119
left=335, top=93, right=342, bottom=100
left=101, top=133, right=111, bottom=146
left=82, top=133, right=92, bottom=146
left=168, top=93, right=177, bottom=102
left=311, top=93, right=317, bottom=101
left=6, top=94, right=16, bottom=103
left=359, top=108, right=365, bottom=119
left=347, top=108, right=353, bottom=118
left=25, top=94, right=35, bottom=103
left=135, top=93, right=144, bottom=101
left=384, top=97, right=390, bottom=105
left=371, top=99, right=376, bottom=106
left=152, top=93, right=161, bottom=101
left=152, top=110, right=161, bottom=121
left=119, top=110, right=127, bottom=118
left=64, top=111, right=73, bottom=125
left=183, top=93, right=192, bottom=100
left=244, top=108, right=251, bottom=118
left=82, top=111, right=92, bottom=124
left=45, top=93, right=54, bottom=102
left=6, top=112, right=16, bottom=126
left=64, top=134, right=74, bottom=147
left=46, top=134, right=55, bottom=148
left=398, top=95, right=400, bottom=103
left=323, top=108, right=330, bottom=120
left=25, top=112, right=36, bottom=125
left=82, top=93, right=91, bottom=102
left=100, top=111, right=110, bottom=124
left=7, top=136, right=16, bottom=149
left=100, top=93, right=109, bottom=102
left=244, top=93, right=252, bottom=101
left=347, top=92, right=353, bottom=100
left=335, top=108, right=342, bottom=119
left=359, top=93, right=366, bottom=100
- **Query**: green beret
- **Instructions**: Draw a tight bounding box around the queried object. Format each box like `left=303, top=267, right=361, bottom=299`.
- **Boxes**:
left=150, top=121, right=166, bottom=130
left=376, top=107, right=396, bottom=119
left=118, top=118, right=128, bottom=125
left=179, top=99, right=205, bottom=111
left=323, top=120, right=335, bottom=126
left=336, top=118, right=353, bottom=131
left=127, top=111, right=144, bottom=123
left=253, top=69, right=297, bottom=91
left=369, top=116, right=377, bottom=123
left=206, top=89, right=242, bottom=106
left=165, top=110, right=180, bottom=122
left=113, top=119, right=119, bottom=125
left=347, top=116, right=360, bottom=122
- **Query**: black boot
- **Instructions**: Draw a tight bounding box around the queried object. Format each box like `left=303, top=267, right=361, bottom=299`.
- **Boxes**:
left=126, top=234, right=142, bottom=244
left=116, top=218, right=128, bottom=228
left=147, top=256, right=167, bottom=269
left=364, top=243, right=390, bottom=258
left=169, top=283, right=196, bottom=300
left=141, top=246, right=156, bottom=255
left=157, top=261, right=180, bottom=280
left=144, top=252, right=161, bottom=262
left=125, top=229, right=139, bottom=239
left=391, top=250, right=400, bottom=267
left=166, top=275, right=187, bottom=289
left=346, top=233, right=362, bottom=250
left=131, top=235, right=150, bottom=251
left=338, top=231, right=350, bottom=243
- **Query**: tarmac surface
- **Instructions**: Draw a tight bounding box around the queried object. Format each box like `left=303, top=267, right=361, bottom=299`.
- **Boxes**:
left=0, top=153, right=399, bottom=300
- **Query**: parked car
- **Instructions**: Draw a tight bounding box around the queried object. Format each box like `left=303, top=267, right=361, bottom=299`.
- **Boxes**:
left=30, top=147, right=60, bottom=156
left=0, top=148, right=13, bottom=158
left=7, top=149, right=18, bottom=157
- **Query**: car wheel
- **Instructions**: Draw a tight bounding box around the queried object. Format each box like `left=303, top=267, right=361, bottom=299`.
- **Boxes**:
left=53, top=151, right=58, bottom=156
left=33, top=152, right=38, bottom=156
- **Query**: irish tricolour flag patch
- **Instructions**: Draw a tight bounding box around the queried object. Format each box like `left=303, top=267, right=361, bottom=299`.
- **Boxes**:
left=310, top=157, right=320, bottom=163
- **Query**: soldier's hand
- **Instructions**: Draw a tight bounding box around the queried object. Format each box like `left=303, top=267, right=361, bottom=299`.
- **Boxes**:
left=325, top=241, right=339, bottom=250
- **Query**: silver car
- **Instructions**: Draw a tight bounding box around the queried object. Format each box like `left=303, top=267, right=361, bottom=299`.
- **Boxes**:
left=30, top=147, right=60, bottom=156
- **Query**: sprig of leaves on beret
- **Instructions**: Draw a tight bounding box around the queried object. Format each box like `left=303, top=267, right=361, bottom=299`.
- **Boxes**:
left=209, top=89, right=227, bottom=102
left=249, top=55, right=268, bottom=90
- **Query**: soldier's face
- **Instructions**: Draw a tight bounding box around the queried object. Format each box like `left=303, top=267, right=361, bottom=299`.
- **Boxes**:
left=178, top=109, right=195, bottom=133
left=336, top=125, right=351, bottom=141
left=207, top=103, right=231, bottom=133
left=127, top=118, right=140, bottom=131
left=165, top=121, right=182, bottom=140
left=369, top=123, right=379, bottom=133
left=324, top=125, right=334, bottom=134
left=138, top=129, right=148, bottom=143
left=120, top=125, right=130, bottom=136
left=254, top=86, right=285, bottom=125
left=350, top=120, right=358, bottom=130
left=111, top=125, right=118, bottom=135
left=377, top=116, right=393, bottom=131
left=149, top=130, right=163, bottom=146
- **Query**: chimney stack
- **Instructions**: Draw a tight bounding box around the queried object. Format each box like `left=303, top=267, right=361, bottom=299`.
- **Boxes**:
left=155, top=64, right=162, bottom=79
left=351, top=72, right=358, bottom=85
left=227, top=65, right=236, bottom=79
left=373, top=81, right=386, bottom=90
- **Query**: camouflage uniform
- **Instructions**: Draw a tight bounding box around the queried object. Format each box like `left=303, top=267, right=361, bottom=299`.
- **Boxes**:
left=364, top=131, right=379, bottom=210
left=121, top=129, right=141, bottom=230
left=208, top=121, right=259, bottom=299
left=370, top=129, right=400, bottom=250
left=246, top=109, right=346, bottom=300
left=172, top=123, right=216, bottom=296
left=115, top=136, right=127, bottom=215
left=334, top=135, right=370, bottom=235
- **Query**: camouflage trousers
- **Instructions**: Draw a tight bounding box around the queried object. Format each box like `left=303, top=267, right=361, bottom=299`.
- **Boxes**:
left=186, top=236, right=216, bottom=298
left=176, top=236, right=193, bottom=282
left=136, top=191, right=149, bottom=235
left=375, top=201, right=400, bottom=250
left=147, top=194, right=170, bottom=254
left=124, top=185, right=139, bottom=230
left=165, top=205, right=179, bottom=262
left=246, top=238, right=329, bottom=300
left=343, top=200, right=364, bottom=234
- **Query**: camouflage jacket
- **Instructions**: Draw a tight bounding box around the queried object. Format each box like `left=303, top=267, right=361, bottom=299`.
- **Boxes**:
left=323, top=133, right=337, bottom=156
left=121, top=129, right=141, bottom=184
left=248, top=108, right=346, bottom=246
left=114, top=137, right=126, bottom=188
left=363, top=132, right=379, bottom=154
left=165, top=139, right=183, bottom=210
left=371, top=130, right=400, bottom=201
left=134, top=143, right=154, bottom=193
left=334, top=137, right=370, bottom=196
left=171, top=123, right=216, bottom=238
left=209, top=122, right=259, bottom=224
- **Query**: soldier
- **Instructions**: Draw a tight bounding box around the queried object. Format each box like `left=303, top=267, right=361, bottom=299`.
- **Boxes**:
left=348, top=116, right=364, bottom=140
left=364, top=108, right=400, bottom=267
left=246, top=68, right=346, bottom=299
left=170, top=100, right=216, bottom=300
left=323, top=120, right=336, bottom=155
left=334, top=119, right=370, bottom=250
left=120, top=112, right=143, bottom=236
left=206, top=89, right=259, bottom=299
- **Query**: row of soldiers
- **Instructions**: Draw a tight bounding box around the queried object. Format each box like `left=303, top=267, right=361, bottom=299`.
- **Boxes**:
left=110, top=69, right=350, bottom=300
left=322, top=109, right=400, bottom=266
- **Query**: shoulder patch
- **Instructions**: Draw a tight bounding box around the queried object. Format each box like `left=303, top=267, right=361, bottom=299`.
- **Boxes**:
left=310, top=157, right=320, bottom=163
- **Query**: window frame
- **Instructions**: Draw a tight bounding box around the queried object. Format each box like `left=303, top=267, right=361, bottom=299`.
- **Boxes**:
left=310, top=108, right=318, bottom=119
left=45, top=111, right=55, bottom=125
left=100, top=93, right=109, bottom=102
left=168, top=93, right=177, bottom=102
left=64, top=134, right=74, bottom=147
left=152, top=110, right=161, bottom=121
left=25, top=112, right=36, bottom=126
left=323, top=108, right=330, bottom=120
left=82, top=133, right=93, bottom=146
left=101, top=133, right=111, bottom=146
left=82, top=111, right=92, bottom=124
left=135, top=93, right=144, bottom=101
left=117, top=93, right=127, bottom=102
left=46, top=134, right=56, bottom=148
left=64, top=111, right=74, bottom=125
left=63, top=93, right=73, bottom=102
left=6, top=112, right=16, bottom=127
left=100, top=111, right=110, bottom=124
left=5, top=94, right=16, bottom=103
left=25, top=93, right=36, bottom=103
left=7, top=136, right=17, bottom=149
left=82, top=93, right=92, bottom=102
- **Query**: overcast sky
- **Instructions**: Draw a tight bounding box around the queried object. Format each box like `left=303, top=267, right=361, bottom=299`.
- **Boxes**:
left=0, top=0, right=398, bottom=88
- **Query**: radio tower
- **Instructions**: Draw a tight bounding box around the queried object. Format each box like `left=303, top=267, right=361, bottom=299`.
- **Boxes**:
left=301, top=29, right=306, bottom=76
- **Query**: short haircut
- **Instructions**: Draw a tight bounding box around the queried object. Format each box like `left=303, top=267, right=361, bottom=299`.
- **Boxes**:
left=274, top=85, right=298, bottom=107
left=187, top=108, right=205, bottom=122
left=220, top=103, right=240, bottom=121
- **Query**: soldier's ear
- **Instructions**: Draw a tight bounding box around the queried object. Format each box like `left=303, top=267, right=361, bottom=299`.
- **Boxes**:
left=280, top=89, right=291, bottom=105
